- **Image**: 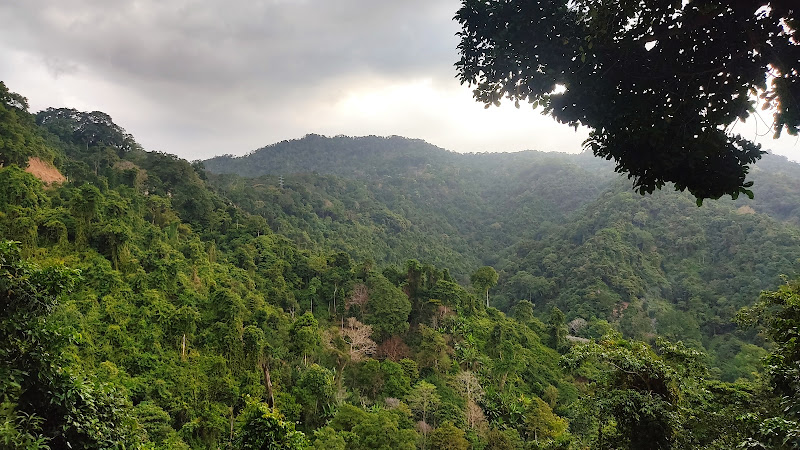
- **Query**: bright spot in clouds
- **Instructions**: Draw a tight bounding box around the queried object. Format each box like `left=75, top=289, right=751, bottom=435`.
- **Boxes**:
left=327, top=78, right=588, bottom=154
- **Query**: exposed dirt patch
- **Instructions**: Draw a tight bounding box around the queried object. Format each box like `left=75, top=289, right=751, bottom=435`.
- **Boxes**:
left=25, top=157, right=66, bottom=185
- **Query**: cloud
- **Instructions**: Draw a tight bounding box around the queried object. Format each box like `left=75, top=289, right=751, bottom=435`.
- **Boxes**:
left=1, top=0, right=793, bottom=161
left=2, top=0, right=488, bottom=158
left=2, top=0, right=458, bottom=91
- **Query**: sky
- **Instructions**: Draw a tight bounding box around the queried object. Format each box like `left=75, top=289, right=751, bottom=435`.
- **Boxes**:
left=1, top=0, right=798, bottom=162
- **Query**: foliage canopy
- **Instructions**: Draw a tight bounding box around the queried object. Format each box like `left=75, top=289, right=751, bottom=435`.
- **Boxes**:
left=4, top=79, right=800, bottom=448
left=456, top=0, right=800, bottom=201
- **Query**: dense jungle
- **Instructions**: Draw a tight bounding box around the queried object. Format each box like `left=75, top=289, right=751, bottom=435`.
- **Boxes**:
left=2, top=80, right=800, bottom=449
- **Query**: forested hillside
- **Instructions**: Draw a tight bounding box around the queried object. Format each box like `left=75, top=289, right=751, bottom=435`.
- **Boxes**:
left=207, top=135, right=800, bottom=381
left=1, top=81, right=798, bottom=449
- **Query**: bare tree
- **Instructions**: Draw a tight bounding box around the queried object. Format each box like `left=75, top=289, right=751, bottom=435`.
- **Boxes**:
left=341, top=317, right=376, bottom=362
left=346, top=283, right=369, bottom=312
left=377, top=335, right=411, bottom=361
left=452, top=371, right=486, bottom=430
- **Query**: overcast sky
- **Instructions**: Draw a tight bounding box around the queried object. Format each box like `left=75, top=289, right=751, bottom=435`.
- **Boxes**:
left=1, top=0, right=797, bottom=161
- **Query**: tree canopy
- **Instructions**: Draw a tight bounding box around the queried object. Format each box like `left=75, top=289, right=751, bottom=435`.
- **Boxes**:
left=455, top=0, right=800, bottom=202
left=5, top=78, right=800, bottom=448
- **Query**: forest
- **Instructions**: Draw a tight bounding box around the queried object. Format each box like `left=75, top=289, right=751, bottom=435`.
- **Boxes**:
left=2, top=78, right=800, bottom=450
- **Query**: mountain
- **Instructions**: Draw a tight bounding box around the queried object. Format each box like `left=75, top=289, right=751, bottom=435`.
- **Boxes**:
left=204, top=135, right=800, bottom=381
left=205, top=134, right=461, bottom=178
left=1, top=81, right=796, bottom=449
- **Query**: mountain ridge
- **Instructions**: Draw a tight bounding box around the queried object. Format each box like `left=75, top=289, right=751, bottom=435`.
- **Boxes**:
left=2, top=79, right=798, bottom=447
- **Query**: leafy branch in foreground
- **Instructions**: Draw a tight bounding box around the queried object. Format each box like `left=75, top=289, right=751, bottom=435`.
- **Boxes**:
left=456, top=0, right=799, bottom=201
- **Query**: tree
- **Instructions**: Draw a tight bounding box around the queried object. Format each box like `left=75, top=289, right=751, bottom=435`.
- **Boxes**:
left=739, top=278, right=800, bottom=448
left=455, top=1, right=800, bottom=202
left=294, top=364, right=335, bottom=429
left=0, top=166, right=49, bottom=210
left=325, top=251, right=353, bottom=316
left=0, top=82, right=46, bottom=168
left=35, top=107, right=140, bottom=156
left=233, top=400, right=308, bottom=450
left=508, top=271, right=551, bottom=302
left=0, top=241, right=138, bottom=448
left=562, top=336, right=752, bottom=449
left=377, top=335, right=411, bottom=361
left=452, top=371, right=485, bottom=430
left=406, top=381, right=442, bottom=426
left=325, top=404, right=417, bottom=450
left=547, top=306, right=568, bottom=352
left=416, top=325, right=451, bottom=375
left=341, top=317, right=378, bottom=363
left=70, top=183, right=103, bottom=246
left=365, top=274, right=412, bottom=339
left=429, top=422, right=469, bottom=450
left=486, top=427, right=522, bottom=450
left=0, top=81, right=28, bottom=111
left=512, top=299, right=535, bottom=324
left=381, top=360, right=412, bottom=398
left=470, top=266, right=498, bottom=308
left=290, top=312, right=320, bottom=365
left=741, top=280, right=800, bottom=406
left=429, top=279, right=473, bottom=314
left=564, top=337, right=678, bottom=448
left=346, top=283, right=370, bottom=314
left=522, top=396, right=568, bottom=444
left=242, top=325, right=276, bottom=409
left=312, top=426, right=347, bottom=450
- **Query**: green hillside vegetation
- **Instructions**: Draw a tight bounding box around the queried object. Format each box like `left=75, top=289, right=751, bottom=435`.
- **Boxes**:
left=1, top=81, right=798, bottom=448
left=206, top=139, right=613, bottom=277
left=207, top=135, right=800, bottom=382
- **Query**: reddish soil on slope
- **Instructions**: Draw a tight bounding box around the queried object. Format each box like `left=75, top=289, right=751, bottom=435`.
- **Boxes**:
left=25, top=157, right=65, bottom=185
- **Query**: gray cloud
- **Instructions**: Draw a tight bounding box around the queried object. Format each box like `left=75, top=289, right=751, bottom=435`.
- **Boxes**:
left=2, top=0, right=459, bottom=92
left=3, top=1, right=795, bottom=161
left=2, top=0, right=496, bottom=159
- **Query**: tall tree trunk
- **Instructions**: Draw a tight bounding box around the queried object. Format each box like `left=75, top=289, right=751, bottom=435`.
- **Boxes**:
left=229, top=406, right=234, bottom=446
left=261, top=360, right=275, bottom=409
left=333, top=283, right=338, bottom=316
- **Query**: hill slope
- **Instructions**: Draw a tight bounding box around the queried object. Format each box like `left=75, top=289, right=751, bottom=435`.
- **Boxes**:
left=204, top=135, right=800, bottom=380
left=1, top=81, right=796, bottom=448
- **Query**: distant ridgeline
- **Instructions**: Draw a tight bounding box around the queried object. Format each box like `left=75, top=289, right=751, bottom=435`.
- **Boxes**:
left=1, top=80, right=798, bottom=448
left=206, top=134, right=461, bottom=178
